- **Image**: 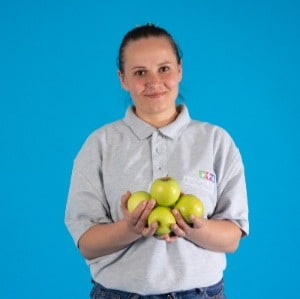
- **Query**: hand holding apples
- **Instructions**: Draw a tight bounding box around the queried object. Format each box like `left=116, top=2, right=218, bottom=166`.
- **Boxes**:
left=162, top=207, right=205, bottom=243
left=122, top=191, right=157, bottom=237
left=154, top=192, right=205, bottom=242
left=175, top=194, right=204, bottom=223
left=125, top=176, right=205, bottom=238
left=147, top=206, right=176, bottom=235
left=127, top=191, right=151, bottom=213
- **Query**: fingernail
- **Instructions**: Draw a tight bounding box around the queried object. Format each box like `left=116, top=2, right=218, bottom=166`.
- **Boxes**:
left=151, top=222, right=158, bottom=229
left=150, top=199, right=156, bottom=206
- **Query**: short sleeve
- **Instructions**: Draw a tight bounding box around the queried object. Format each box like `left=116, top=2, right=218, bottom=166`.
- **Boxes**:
left=64, top=133, right=112, bottom=246
left=212, top=130, right=249, bottom=236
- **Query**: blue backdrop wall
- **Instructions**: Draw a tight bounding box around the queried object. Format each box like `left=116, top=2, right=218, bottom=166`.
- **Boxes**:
left=1, top=1, right=299, bottom=298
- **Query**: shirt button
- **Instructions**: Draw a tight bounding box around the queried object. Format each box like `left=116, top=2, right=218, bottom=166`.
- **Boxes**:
left=156, top=147, right=160, bottom=154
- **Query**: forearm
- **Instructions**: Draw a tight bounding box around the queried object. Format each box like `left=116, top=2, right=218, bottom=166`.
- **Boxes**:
left=78, top=193, right=158, bottom=260
left=78, top=220, right=141, bottom=260
left=186, top=218, right=242, bottom=253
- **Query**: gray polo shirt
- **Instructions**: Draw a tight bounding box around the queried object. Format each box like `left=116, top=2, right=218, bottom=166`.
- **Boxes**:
left=65, top=105, right=249, bottom=295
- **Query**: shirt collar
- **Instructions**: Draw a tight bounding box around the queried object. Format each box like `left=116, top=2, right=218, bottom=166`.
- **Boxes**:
left=123, top=105, right=191, bottom=140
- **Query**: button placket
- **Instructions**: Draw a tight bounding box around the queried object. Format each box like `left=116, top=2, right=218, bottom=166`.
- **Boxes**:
left=152, top=131, right=167, bottom=178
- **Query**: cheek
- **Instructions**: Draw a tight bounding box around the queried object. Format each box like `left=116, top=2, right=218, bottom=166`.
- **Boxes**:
left=165, top=76, right=180, bottom=88
left=164, top=73, right=181, bottom=88
left=134, top=79, right=145, bottom=90
left=128, top=80, right=145, bottom=95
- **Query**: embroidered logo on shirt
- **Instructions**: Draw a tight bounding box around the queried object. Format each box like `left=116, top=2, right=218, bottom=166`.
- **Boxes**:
left=199, top=171, right=216, bottom=183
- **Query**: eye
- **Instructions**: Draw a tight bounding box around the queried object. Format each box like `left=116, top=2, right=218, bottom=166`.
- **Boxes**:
left=159, top=66, right=170, bottom=73
left=134, top=69, right=146, bottom=76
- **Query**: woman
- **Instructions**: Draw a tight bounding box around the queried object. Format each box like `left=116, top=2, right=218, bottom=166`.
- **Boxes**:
left=65, top=24, right=249, bottom=299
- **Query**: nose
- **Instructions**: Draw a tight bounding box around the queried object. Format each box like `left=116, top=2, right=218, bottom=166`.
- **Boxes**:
left=145, top=72, right=161, bottom=87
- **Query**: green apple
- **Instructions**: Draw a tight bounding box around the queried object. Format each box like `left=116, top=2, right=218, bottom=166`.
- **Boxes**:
left=147, top=206, right=176, bottom=235
left=150, top=177, right=181, bottom=207
left=127, top=191, right=151, bottom=213
left=175, top=194, right=204, bottom=223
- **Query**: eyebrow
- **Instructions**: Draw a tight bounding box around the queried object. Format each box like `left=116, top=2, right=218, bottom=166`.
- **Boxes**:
left=131, top=66, right=146, bottom=70
left=130, top=61, right=172, bottom=70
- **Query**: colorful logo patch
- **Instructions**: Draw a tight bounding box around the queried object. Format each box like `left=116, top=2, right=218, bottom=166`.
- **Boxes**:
left=199, top=171, right=216, bottom=183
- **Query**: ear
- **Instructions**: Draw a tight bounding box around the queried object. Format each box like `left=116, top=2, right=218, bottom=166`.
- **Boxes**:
left=118, top=70, right=129, bottom=91
left=178, top=60, right=183, bottom=82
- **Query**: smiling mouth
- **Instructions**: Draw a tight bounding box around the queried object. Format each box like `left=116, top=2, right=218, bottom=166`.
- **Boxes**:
left=144, top=92, right=167, bottom=99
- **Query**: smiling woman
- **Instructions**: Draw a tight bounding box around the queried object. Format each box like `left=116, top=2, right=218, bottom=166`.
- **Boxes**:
left=65, top=23, right=249, bottom=299
left=118, top=35, right=182, bottom=128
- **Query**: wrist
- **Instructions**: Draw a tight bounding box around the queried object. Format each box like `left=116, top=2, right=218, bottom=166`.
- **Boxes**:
left=120, top=219, right=142, bottom=241
left=184, top=218, right=206, bottom=244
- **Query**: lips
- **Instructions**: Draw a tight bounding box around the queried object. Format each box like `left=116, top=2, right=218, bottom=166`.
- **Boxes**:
left=144, top=91, right=167, bottom=99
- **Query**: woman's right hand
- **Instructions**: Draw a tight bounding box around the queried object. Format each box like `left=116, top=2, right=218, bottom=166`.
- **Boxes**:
left=121, top=191, right=158, bottom=237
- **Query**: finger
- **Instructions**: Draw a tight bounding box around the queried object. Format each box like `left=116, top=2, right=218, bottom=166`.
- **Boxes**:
left=131, top=196, right=154, bottom=216
left=143, top=222, right=158, bottom=237
left=171, top=223, right=186, bottom=238
left=129, top=200, right=148, bottom=225
left=157, top=233, right=178, bottom=243
left=135, top=199, right=156, bottom=230
left=121, top=191, right=131, bottom=209
left=190, top=215, right=204, bottom=229
left=155, top=234, right=170, bottom=241
left=172, top=209, right=189, bottom=228
left=156, top=233, right=168, bottom=240
left=120, top=194, right=132, bottom=217
left=166, top=236, right=178, bottom=243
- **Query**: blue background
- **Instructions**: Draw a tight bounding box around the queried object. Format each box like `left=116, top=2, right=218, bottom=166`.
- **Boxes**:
left=1, top=0, right=299, bottom=298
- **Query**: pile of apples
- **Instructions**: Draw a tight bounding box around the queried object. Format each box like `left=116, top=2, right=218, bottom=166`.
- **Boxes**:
left=127, top=176, right=204, bottom=235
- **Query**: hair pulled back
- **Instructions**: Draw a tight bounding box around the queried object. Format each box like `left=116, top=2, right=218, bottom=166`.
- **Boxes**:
left=118, top=23, right=182, bottom=73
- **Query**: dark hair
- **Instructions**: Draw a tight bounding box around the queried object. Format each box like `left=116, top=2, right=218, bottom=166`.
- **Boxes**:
left=118, top=23, right=182, bottom=73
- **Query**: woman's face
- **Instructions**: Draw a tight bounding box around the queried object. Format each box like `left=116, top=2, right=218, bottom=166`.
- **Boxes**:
left=119, top=37, right=182, bottom=121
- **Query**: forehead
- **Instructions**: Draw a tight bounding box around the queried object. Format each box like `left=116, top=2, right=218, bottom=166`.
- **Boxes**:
left=123, top=37, right=177, bottom=66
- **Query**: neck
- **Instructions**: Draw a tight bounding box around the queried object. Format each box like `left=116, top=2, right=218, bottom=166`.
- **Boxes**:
left=135, top=106, right=179, bottom=128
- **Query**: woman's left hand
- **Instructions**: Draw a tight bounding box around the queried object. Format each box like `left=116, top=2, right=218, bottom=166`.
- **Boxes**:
left=156, top=208, right=199, bottom=243
left=159, top=209, right=242, bottom=253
